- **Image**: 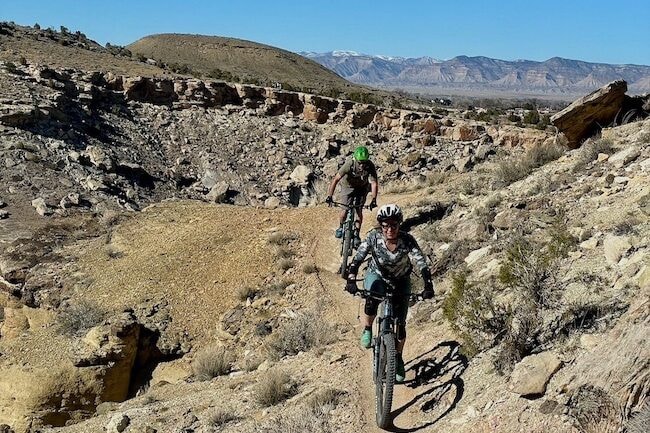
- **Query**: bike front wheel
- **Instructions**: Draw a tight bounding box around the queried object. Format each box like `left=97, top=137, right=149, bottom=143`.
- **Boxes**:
left=375, top=333, right=396, bottom=428
left=339, top=212, right=353, bottom=276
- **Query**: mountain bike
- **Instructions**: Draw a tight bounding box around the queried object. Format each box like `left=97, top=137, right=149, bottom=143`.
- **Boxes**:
left=353, top=283, right=423, bottom=429
left=331, top=198, right=370, bottom=277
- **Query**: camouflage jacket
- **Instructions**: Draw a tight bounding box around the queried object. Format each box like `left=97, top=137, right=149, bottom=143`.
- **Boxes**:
left=349, top=228, right=429, bottom=280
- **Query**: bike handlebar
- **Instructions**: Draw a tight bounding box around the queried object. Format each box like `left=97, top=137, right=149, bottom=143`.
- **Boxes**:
left=330, top=201, right=372, bottom=210
left=352, top=288, right=425, bottom=303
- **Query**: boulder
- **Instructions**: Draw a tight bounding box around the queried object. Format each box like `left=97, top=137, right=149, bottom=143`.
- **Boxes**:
left=451, top=124, right=484, bottom=141
left=551, top=80, right=627, bottom=147
left=0, top=210, right=8, bottom=220
left=464, top=246, right=492, bottom=267
left=509, top=351, right=562, bottom=396
left=205, top=181, right=230, bottom=203
left=30, top=197, right=49, bottom=217
left=608, top=147, right=640, bottom=168
left=60, top=192, right=80, bottom=209
left=289, top=165, right=313, bottom=186
left=106, top=413, right=130, bottom=433
left=603, top=234, right=631, bottom=265
left=264, top=197, right=281, bottom=209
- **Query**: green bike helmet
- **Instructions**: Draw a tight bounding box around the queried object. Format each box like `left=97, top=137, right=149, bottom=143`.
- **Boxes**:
left=353, top=146, right=370, bottom=162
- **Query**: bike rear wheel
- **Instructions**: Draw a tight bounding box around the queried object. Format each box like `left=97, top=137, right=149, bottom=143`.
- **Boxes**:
left=375, top=333, right=396, bottom=428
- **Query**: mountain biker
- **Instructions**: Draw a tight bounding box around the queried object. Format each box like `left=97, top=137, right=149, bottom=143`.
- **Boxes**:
left=325, top=146, right=378, bottom=245
left=345, top=204, right=434, bottom=383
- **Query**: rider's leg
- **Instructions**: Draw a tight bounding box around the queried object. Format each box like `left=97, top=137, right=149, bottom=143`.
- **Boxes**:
left=360, top=272, right=384, bottom=348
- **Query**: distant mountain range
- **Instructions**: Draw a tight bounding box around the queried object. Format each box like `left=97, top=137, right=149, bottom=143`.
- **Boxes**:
left=302, top=51, right=650, bottom=97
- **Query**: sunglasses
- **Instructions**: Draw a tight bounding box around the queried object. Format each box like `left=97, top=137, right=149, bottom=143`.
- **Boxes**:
left=381, top=222, right=399, bottom=230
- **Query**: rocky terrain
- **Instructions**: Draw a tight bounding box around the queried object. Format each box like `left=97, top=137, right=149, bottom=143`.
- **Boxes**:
left=304, top=51, right=650, bottom=98
left=0, top=21, right=649, bottom=433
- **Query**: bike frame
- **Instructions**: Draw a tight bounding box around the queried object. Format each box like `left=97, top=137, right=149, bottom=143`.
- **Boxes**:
left=331, top=198, right=369, bottom=276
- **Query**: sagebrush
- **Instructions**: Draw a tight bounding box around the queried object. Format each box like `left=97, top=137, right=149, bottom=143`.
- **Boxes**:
left=192, top=346, right=232, bottom=381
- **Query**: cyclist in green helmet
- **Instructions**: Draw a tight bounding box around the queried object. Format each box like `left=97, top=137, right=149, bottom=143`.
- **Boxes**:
left=325, top=146, right=379, bottom=245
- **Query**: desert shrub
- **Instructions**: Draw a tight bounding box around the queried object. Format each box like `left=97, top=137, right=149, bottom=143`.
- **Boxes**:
left=626, top=403, right=650, bottom=433
left=346, top=91, right=381, bottom=105
left=56, top=300, right=106, bottom=336
left=266, top=311, right=335, bottom=360
left=547, top=212, right=578, bottom=259
left=302, top=263, right=318, bottom=274
left=206, top=408, right=238, bottom=427
left=261, top=404, right=332, bottom=433
left=276, top=246, right=295, bottom=259
left=279, top=258, right=295, bottom=270
left=442, top=271, right=507, bottom=356
left=306, top=388, right=344, bottom=412
left=612, top=217, right=641, bottom=236
left=255, top=370, right=296, bottom=407
left=192, top=346, right=232, bottom=381
left=573, top=137, right=614, bottom=172
left=268, top=279, right=294, bottom=293
left=498, top=235, right=559, bottom=308
left=4, top=61, right=18, bottom=74
left=568, top=385, right=623, bottom=433
left=268, top=231, right=298, bottom=246
left=493, top=300, right=541, bottom=374
left=237, top=285, right=260, bottom=301
left=0, top=308, right=4, bottom=322
left=495, top=144, right=565, bottom=186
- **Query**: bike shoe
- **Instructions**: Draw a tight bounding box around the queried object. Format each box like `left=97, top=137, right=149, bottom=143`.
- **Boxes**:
left=360, top=329, right=372, bottom=349
left=353, top=235, right=361, bottom=248
left=335, top=227, right=343, bottom=239
left=396, top=356, right=406, bottom=383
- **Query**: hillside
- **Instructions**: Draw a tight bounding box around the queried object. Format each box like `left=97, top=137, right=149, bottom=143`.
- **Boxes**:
left=304, top=51, right=650, bottom=98
left=127, top=34, right=384, bottom=100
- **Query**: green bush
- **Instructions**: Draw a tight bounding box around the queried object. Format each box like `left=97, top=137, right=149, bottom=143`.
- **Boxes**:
left=442, top=271, right=507, bottom=356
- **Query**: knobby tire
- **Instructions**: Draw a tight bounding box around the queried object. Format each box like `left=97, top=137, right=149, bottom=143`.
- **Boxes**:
left=375, top=333, right=396, bottom=428
left=340, top=211, right=353, bottom=276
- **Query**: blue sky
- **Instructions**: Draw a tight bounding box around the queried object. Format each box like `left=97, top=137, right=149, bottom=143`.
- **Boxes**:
left=3, top=0, right=649, bottom=65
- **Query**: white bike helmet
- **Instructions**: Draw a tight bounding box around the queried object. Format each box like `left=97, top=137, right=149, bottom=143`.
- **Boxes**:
left=377, top=204, right=403, bottom=224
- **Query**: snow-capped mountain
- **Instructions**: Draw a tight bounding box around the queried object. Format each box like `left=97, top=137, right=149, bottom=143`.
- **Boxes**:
left=301, top=51, right=650, bottom=95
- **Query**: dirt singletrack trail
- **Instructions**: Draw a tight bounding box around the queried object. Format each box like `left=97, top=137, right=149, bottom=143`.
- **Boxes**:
left=310, top=202, right=459, bottom=432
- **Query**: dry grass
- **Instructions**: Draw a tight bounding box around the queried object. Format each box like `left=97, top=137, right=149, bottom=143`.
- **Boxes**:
left=56, top=300, right=106, bottom=336
left=302, top=263, right=318, bottom=274
left=569, top=385, right=624, bottom=433
left=306, top=388, right=344, bottom=412
left=279, top=258, right=296, bottom=270
left=261, top=404, right=332, bottom=433
left=237, top=285, right=260, bottom=301
left=572, top=137, right=614, bottom=172
left=268, top=231, right=298, bottom=246
left=255, top=369, right=296, bottom=407
left=495, top=144, right=565, bottom=186
left=266, top=310, right=335, bottom=360
left=626, top=403, right=650, bottom=433
left=268, top=279, right=294, bottom=294
left=205, top=408, right=239, bottom=428
left=276, top=246, right=295, bottom=259
left=192, top=346, right=232, bottom=381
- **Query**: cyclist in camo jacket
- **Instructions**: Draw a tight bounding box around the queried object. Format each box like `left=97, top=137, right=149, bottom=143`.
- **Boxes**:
left=345, top=204, right=434, bottom=383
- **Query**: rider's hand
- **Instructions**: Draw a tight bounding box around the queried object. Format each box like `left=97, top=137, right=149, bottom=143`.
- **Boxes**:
left=345, top=279, right=358, bottom=294
left=325, top=196, right=334, bottom=206
left=369, top=198, right=377, bottom=210
left=423, top=277, right=434, bottom=299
